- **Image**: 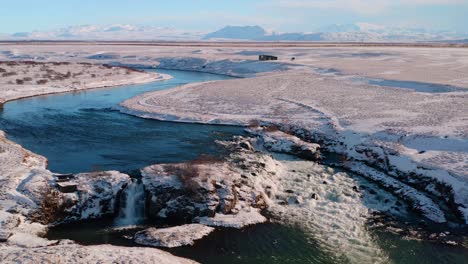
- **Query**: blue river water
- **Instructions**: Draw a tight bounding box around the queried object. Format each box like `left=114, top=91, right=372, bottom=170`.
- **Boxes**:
left=0, top=69, right=244, bottom=173
left=1, top=69, right=466, bottom=263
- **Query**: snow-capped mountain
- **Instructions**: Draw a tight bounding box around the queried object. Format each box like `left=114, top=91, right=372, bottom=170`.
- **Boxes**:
left=203, top=25, right=267, bottom=40
left=2, top=23, right=466, bottom=42
left=4, top=24, right=204, bottom=41
left=203, top=24, right=467, bottom=42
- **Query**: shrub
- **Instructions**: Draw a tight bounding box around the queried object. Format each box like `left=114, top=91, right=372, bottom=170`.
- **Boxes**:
left=36, top=79, right=48, bottom=85
left=0, top=67, right=6, bottom=73
left=164, top=163, right=202, bottom=193
left=38, top=186, right=65, bottom=224
left=248, top=119, right=260, bottom=128
left=16, top=79, right=24, bottom=85
left=264, top=124, right=279, bottom=132
left=2, top=71, right=17, bottom=77
left=23, top=77, right=32, bottom=82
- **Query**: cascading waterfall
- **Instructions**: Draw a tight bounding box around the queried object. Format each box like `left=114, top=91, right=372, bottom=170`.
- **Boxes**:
left=115, top=179, right=146, bottom=226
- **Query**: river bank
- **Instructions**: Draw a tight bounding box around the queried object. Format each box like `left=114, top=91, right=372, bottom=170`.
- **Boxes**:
left=120, top=70, right=468, bottom=227
left=1, top=45, right=467, bottom=263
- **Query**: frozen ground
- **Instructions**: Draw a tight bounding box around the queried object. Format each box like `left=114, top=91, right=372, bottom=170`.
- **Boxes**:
left=0, top=58, right=189, bottom=263
left=1, top=43, right=468, bottom=86
left=0, top=243, right=197, bottom=264
left=122, top=70, right=468, bottom=224
left=0, top=131, right=197, bottom=263
left=1, top=43, right=467, bottom=262
left=0, top=60, right=168, bottom=104
left=134, top=224, right=214, bottom=248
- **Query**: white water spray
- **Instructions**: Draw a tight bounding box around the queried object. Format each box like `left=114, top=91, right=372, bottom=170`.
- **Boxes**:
left=115, top=179, right=146, bottom=226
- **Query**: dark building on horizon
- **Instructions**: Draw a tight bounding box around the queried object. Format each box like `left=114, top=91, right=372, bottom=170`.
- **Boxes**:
left=259, top=55, right=278, bottom=61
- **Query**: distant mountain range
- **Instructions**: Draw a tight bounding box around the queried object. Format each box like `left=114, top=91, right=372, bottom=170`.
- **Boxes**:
left=2, top=24, right=467, bottom=42
left=203, top=24, right=467, bottom=42
left=3, top=24, right=204, bottom=41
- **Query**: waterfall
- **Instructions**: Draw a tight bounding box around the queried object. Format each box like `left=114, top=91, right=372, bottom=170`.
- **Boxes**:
left=115, top=179, right=146, bottom=226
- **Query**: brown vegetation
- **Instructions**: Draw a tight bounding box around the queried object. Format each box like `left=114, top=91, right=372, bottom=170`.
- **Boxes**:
left=2, top=72, right=17, bottom=77
left=36, top=79, right=48, bottom=85
left=36, top=186, right=67, bottom=224
left=248, top=119, right=260, bottom=128
left=164, top=163, right=202, bottom=193
left=163, top=154, right=222, bottom=193
left=264, top=124, right=279, bottom=132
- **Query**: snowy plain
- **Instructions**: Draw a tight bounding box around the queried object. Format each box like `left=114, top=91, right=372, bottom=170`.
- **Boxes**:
left=0, top=42, right=467, bottom=263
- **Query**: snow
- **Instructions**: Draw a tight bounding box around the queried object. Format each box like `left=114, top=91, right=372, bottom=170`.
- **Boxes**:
left=344, top=162, right=446, bottom=223
left=64, top=171, right=131, bottom=221
left=247, top=127, right=321, bottom=160
left=140, top=143, right=274, bottom=228
left=0, top=61, right=169, bottom=104
left=121, top=68, right=467, bottom=224
left=196, top=210, right=267, bottom=228
left=1, top=43, right=467, bottom=261
left=0, top=244, right=198, bottom=264
left=0, top=132, right=192, bottom=263
left=2, top=44, right=467, bottom=88
left=134, top=224, right=214, bottom=248
left=3, top=23, right=467, bottom=42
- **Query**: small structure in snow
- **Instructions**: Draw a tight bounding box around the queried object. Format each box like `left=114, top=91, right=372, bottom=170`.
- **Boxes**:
left=0, top=231, right=12, bottom=242
left=259, top=55, right=278, bottom=61
left=54, top=173, right=74, bottom=182
left=56, top=181, right=78, bottom=193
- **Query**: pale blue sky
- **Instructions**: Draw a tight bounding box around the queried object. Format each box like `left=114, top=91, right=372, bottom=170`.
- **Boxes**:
left=1, top=0, right=467, bottom=33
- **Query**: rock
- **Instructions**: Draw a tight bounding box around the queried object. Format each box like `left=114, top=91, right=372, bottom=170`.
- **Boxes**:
left=311, top=193, right=319, bottom=200
left=20, top=170, right=131, bottom=224
left=239, top=141, right=254, bottom=151
left=134, top=224, right=214, bottom=248
left=0, top=231, right=12, bottom=242
left=249, top=128, right=321, bottom=161
left=196, top=210, right=267, bottom=228
left=60, top=171, right=131, bottom=222
left=288, top=195, right=303, bottom=204
left=138, top=136, right=282, bottom=228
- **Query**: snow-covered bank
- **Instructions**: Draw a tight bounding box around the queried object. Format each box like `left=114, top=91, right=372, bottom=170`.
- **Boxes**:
left=121, top=70, right=468, bottom=225
left=0, top=131, right=196, bottom=263
left=134, top=224, right=214, bottom=248
left=0, top=243, right=198, bottom=264
left=0, top=61, right=170, bottom=105
left=140, top=140, right=272, bottom=228
left=154, top=57, right=296, bottom=77
left=2, top=44, right=468, bottom=88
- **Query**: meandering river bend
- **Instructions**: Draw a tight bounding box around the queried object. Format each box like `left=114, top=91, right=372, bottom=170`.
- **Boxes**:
left=1, top=69, right=466, bottom=264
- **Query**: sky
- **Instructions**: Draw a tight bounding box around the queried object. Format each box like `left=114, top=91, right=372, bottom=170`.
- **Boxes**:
left=0, top=0, right=467, bottom=34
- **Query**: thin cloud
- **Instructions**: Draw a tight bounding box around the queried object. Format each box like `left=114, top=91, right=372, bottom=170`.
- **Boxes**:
left=264, top=0, right=467, bottom=15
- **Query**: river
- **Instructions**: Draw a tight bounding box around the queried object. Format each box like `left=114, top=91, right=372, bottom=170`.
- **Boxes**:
left=1, top=69, right=466, bottom=264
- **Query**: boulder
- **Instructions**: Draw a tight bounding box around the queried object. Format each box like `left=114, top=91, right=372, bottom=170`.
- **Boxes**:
left=134, top=224, right=214, bottom=248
